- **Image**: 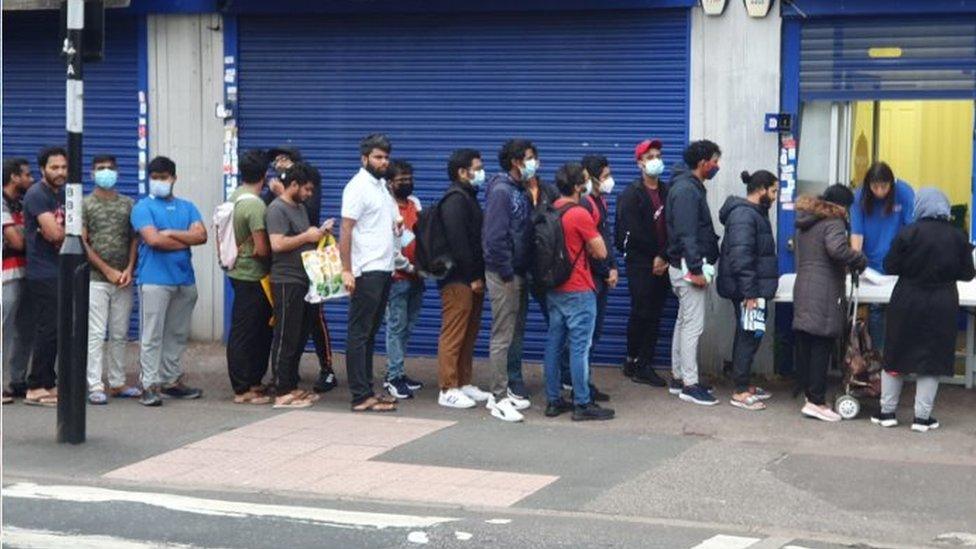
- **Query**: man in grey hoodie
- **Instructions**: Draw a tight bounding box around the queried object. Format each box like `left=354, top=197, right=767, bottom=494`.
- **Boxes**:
left=665, top=140, right=721, bottom=406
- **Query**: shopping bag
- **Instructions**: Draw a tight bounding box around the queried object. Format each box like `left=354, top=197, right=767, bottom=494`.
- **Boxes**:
left=301, top=234, right=348, bottom=303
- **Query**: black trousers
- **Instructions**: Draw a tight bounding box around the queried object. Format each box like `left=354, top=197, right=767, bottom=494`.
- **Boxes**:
left=731, top=301, right=763, bottom=393
left=346, top=271, right=392, bottom=404
left=27, top=278, right=58, bottom=390
left=625, top=262, right=669, bottom=367
left=794, top=330, right=832, bottom=405
left=270, top=282, right=318, bottom=395
left=308, top=304, right=333, bottom=373
left=227, top=279, right=273, bottom=395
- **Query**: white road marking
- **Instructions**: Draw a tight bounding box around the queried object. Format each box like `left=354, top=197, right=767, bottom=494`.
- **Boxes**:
left=1, top=527, right=229, bottom=549
left=935, top=532, right=976, bottom=546
left=455, top=531, right=473, bottom=541
left=691, top=535, right=763, bottom=549
left=485, top=518, right=512, bottom=524
left=407, top=531, right=429, bottom=544
left=3, top=483, right=455, bottom=530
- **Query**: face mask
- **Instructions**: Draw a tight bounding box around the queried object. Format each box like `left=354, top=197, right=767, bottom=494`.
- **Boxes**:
left=470, top=169, right=486, bottom=187
left=643, top=158, right=664, bottom=177
left=521, top=159, right=539, bottom=180
left=94, top=169, right=118, bottom=189
left=599, top=176, right=615, bottom=194
left=393, top=183, right=413, bottom=200
left=149, top=179, right=172, bottom=198
left=399, top=228, right=415, bottom=248
left=706, top=165, right=720, bottom=180
left=583, top=179, right=593, bottom=196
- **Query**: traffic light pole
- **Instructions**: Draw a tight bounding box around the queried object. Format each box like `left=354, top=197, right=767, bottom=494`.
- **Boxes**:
left=57, top=0, right=90, bottom=444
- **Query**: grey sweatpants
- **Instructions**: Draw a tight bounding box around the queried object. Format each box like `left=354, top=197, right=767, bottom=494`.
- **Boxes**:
left=138, top=284, right=197, bottom=388
left=881, top=370, right=939, bottom=420
left=669, top=266, right=706, bottom=387
left=88, top=281, right=134, bottom=392
left=486, top=271, right=527, bottom=399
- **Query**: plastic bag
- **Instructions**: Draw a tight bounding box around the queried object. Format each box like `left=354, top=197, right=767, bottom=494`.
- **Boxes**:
left=301, top=234, right=348, bottom=303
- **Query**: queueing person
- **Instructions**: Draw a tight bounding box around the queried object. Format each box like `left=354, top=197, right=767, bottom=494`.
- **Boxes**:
left=615, top=139, right=670, bottom=387
left=21, top=147, right=68, bottom=406
left=267, top=162, right=331, bottom=409
left=383, top=159, right=426, bottom=399
left=792, top=184, right=866, bottom=422
left=340, top=134, right=398, bottom=413
left=83, top=154, right=141, bottom=404
left=716, top=170, right=779, bottom=411
left=666, top=140, right=722, bottom=405
left=225, top=150, right=274, bottom=406
left=132, top=156, right=207, bottom=407
left=482, top=139, right=537, bottom=422
left=437, top=148, right=492, bottom=409
left=850, top=162, right=914, bottom=351
left=542, top=163, right=614, bottom=421
left=2, top=157, right=34, bottom=403
left=872, top=188, right=975, bottom=432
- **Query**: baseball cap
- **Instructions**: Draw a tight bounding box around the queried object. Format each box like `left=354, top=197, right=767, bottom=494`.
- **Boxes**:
left=634, top=139, right=663, bottom=160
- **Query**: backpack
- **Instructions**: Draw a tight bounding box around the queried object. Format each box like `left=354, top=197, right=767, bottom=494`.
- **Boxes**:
left=413, top=187, right=463, bottom=279
left=531, top=201, right=585, bottom=291
left=213, top=193, right=260, bottom=271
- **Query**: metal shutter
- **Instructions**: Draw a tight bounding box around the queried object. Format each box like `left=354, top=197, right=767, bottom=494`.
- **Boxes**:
left=800, top=16, right=976, bottom=101
left=236, top=9, right=688, bottom=365
left=2, top=11, right=142, bottom=338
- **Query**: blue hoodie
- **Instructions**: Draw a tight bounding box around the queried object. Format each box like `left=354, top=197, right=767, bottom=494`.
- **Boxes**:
left=482, top=172, right=533, bottom=280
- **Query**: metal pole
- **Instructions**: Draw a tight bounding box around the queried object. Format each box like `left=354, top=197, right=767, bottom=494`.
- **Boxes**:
left=57, top=0, right=89, bottom=444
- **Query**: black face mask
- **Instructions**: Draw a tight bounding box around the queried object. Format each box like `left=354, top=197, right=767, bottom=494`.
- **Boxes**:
left=393, top=183, right=414, bottom=200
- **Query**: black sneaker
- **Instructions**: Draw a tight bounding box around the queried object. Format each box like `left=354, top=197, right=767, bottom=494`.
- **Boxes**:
left=632, top=366, right=667, bottom=387
left=870, top=412, right=898, bottom=428
left=911, top=417, right=940, bottom=433
left=573, top=402, right=615, bottom=421
left=402, top=375, right=424, bottom=391
left=545, top=398, right=574, bottom=418
left=668, top=378, right=684, bottom=395
left=622, top=359, right=637, bottom=378
left=140, top=388, right=162, bottom=407
left=161, top=383, right=202, bottom=400
left=313, top=370, right=338, bottom=393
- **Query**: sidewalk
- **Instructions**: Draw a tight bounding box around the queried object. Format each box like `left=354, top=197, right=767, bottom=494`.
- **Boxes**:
left=3, top=342, right=975, bottom=548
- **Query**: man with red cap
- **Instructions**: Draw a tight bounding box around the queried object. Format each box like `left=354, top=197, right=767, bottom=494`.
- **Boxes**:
left=613, top=139, right=670, bottom=387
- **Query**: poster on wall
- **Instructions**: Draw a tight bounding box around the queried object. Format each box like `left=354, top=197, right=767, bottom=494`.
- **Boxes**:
left=779, top=133, right=797, bottom=210
left=701, top=0, right=728, bottom=15
left=744, top=0, right=774, bottom=18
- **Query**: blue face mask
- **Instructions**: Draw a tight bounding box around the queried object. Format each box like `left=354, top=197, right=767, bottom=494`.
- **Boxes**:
left=706, top=165, right=720, bottom=180
left=521, top=159, right=538, bottom=180
left=399, top=229, right=415, bottom=248
left=94, top=169, right=118, bottom=189
left=149, top=179, right=173, bottom=198
left=471, top=169, right=486, bottom=187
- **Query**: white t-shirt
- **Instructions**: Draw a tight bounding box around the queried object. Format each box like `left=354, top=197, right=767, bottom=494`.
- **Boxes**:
left=341, top=167, right=397, bottom=276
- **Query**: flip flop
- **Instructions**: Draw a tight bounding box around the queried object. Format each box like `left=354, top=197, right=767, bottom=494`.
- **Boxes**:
left=24, top=390, right=57, bottom=407
left=273, top=392, right=313, bottom=409
left=730, top=394, right=766, bottom=411
left=109, top=386, right=143, bottom=398
left=88, top=391, right=108, bottom=405
left=351, top=396, right=396, bottom=413
left=234, top=390, right=272, bottom=405
left=749, top=386, right=772, bottom=400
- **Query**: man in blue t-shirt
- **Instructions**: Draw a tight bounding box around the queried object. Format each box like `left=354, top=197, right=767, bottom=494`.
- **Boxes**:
left=850, top=161, right=915, bottom=350
left=131, top=156, right=208, bottom=406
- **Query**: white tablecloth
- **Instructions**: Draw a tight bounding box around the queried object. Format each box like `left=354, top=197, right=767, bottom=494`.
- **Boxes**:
left=774, top=274, right=976, bottom=306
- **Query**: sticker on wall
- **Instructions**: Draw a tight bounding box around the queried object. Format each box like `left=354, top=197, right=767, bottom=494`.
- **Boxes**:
left=779, top=134, right=797, bottom=206
left=701, top=0, right=728, bottom=15
left=744, top=0, right=774, bottom=18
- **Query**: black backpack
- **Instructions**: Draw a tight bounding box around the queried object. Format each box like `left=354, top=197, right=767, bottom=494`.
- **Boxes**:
left=531, top=201, right=585, bottom=291
left=414, top=187, right=462, bottom=279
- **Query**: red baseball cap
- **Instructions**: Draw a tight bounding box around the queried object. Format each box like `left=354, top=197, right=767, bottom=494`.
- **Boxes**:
left=634, top=139, right=663, bottom=160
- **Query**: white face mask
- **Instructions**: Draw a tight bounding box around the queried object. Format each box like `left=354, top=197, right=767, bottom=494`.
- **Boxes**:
left=470, top=169, right=486, bottom=187
left=583, top=179, right=593, bottom=196
left=643, top=158, right=665, bottom=177
left=599, top=176, right=615, bottom=194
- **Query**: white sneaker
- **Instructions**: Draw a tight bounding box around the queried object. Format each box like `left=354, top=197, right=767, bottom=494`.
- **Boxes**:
left=801, top=402, right=841, bottom=422
left=487, top=396, right=524, bottom=423
left=506, top=389, right=531, bottom=411
left=439, top=388, right=476, bottom=409
left=460, top=384, right=491, bottom=403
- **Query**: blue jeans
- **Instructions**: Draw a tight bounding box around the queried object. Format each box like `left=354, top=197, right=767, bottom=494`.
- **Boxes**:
left=544, top=291, right=596, bottom=405
left=385, top=278, right=424, bottom=381
left=868, top=304, right=885, bottom=352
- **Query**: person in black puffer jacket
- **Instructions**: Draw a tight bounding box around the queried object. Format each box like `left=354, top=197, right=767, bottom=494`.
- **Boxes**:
left=717, top=170, right=779, bottom=410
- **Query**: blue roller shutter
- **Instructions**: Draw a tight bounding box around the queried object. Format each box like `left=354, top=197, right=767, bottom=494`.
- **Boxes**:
left=800, top=16, right=976, bottom=100
left=236, top=9, right=688, bottom=366
left=2, top=10, right=142, bottom=338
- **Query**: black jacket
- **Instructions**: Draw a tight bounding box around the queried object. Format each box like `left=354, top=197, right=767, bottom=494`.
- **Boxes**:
left=615, top=177, right=668, bottom=266
left=883, top=218, right=976, bottom=376
left=439, top=182, right=485, bottom=287
left=581, top=194, right=618, bottom=278
left=716, top=196, right=778, bottom=301
left=665, top=163, right=719, bottom=274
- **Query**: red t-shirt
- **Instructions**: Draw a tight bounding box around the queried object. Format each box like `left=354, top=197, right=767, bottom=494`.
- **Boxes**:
left=555, top=197, right=599, bottom=293
left=394, top=197, right=420, bottom=282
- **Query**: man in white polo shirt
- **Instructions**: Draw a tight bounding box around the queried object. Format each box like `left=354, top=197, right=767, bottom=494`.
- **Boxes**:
left=340, top=134, right=398, bottom=412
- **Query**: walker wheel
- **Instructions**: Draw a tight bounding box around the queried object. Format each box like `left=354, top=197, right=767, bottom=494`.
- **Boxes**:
left=835, top=395, right=860, bottom=420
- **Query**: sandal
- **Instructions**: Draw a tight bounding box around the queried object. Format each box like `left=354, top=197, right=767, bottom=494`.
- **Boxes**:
left=730, top=394, right=766, bottom=411
left=109, top=385, right=143, bottom=398
left=351, top=396, right=397, bottom=413
left=376, top=392, right=398, bottom=404
left=292, top=389, right=320, bottom=402
left=748, top=386, right=772, bottom=401
left=2, top=395, right=13, bottom=405
left=234, top=390, right=272, bottom=405
left=24, top=388, right=57, bottom=407
left=273, top=391, right=314, bottom=409
left=88, top=391, right=108, bottom=405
